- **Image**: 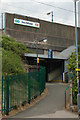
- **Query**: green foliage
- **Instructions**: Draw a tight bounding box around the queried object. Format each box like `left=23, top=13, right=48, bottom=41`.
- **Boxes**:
left=1, top=35, right=30, bottom=76
left=67, top=52, right=76, bottom=73
left=72, top=79, right=78, bottom=104
left=2, top=48, right=26, bottom=76
left=2, top=35, right=30, bottom=57
left=67, top=52, right=80, bottom=104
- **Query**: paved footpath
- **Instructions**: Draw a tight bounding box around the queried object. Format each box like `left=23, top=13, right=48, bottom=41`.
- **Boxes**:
left=27, top=110, right=78, bottom=118
left=13, top=83, right=78, bottom=118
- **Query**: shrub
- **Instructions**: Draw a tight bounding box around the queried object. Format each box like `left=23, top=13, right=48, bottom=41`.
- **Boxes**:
left=1, top=35, right=30, bottom=75
left=2, top=35, right=30, bottom=57
left=2, top=48, right=26, bottom=76
left=67, top=52, right=80, bottom=104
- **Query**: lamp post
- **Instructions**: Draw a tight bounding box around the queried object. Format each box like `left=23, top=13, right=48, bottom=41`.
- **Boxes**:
left=73, top=0, right=80, bottom=117
left=74, top=0, right=79, bottom=93
left=37, top=38, right=47, bottom=72
left=47, top=11, right=53, bottom=22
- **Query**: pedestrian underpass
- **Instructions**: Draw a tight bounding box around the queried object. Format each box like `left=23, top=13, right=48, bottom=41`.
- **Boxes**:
left=24, top=53, right=66, bottom=82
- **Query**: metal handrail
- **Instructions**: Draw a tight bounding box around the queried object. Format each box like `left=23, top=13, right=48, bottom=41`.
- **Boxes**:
left=65, top=86, right=69, bottom=108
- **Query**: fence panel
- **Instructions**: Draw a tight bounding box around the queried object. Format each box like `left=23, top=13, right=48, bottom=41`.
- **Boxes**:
left=28, top=72, right=40, bottom=102
left=28, top=66, right=46, bottom=103
left=39, top=66, right=46, bottom=94
left=2, top=66, right=46, bottom=115
left=10, top=74, right=28, bottom=109
left=2, top=74, right=28, bottom=115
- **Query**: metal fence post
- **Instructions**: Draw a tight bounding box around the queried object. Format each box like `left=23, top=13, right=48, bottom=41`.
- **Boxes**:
left=1, top=76, right=3, bottom=114
left=65, top=91, right=66, bottom=108
left=64, top=86, right=69, bottom=109
left=43, top=67, right=46, bottom=90
left=28, top=73, right=30, bottom=104
left=5, top=75, right=9, bottom=115
left=38, top=69, right=42, bottom=95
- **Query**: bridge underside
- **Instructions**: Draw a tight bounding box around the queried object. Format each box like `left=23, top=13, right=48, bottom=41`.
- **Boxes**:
left=25, top=54, right=65, bottom=82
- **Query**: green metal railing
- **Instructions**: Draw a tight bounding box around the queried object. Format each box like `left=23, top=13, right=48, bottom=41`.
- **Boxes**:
left=28, top=66, right=46, bottom=104
left=64, top=86, right=70, bottom=108
left=1, top=66, right=46, bottom=115
left=2, top=74, right=28, bottom=115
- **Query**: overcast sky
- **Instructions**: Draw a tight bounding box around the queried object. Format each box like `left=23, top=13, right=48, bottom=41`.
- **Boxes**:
left=0, top=0, right=80, bottom=28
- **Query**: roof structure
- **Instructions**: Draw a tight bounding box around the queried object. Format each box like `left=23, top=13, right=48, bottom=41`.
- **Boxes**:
left=24, top=53, right=66, bottom=60
left=55, top=45, right=76, bottom=59
left=24, top=46, right=76, bottom=60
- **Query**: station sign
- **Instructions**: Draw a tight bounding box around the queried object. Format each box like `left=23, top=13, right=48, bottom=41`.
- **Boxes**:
left=48, top=49, right=53, bottom=58
left=14, top=18, right=40, bottom=28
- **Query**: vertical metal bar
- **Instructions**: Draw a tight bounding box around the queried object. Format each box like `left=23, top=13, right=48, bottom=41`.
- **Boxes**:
left=62, top=61, right=64, bottom=83
left=4, top=77, right=5, bottom=114
left=52, top=11, right=53, bottom=22
left=28, top=73, right=30, bottom=104
left=44, top=68, right=46, bottom=89
left=1, top=76, right=3, bottom=114
left=13, top=76, right=14, bottom=109
left=65, top=92, right=66, bottom=108
left=37, top=42, right=38, bottom=72
left=27, top=74, right=28, bottom=102
left=39, top=70, right=41, bottom=95
left=75, top=1, right=79, bottom=94
left=6, top=75, right=9, bottom=115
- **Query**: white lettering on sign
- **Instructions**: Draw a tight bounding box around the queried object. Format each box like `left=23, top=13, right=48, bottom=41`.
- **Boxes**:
left=14, top=18, right=40, bottom=28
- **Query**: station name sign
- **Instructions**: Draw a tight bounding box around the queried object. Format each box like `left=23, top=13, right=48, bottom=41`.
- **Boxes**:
left=14, top=18, right=40, bottom=28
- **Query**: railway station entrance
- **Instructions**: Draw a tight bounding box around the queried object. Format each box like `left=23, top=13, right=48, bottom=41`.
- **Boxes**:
left=24, top=53, right=66, bottom=82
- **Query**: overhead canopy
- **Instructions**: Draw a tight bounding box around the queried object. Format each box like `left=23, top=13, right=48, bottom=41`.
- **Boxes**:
left=24, top=46, right=75, bottom=60
left=24, top=53, right=66, bottom=60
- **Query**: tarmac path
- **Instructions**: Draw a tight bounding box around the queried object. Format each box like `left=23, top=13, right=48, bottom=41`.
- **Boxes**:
left=13, top=83, right=70, bottom=118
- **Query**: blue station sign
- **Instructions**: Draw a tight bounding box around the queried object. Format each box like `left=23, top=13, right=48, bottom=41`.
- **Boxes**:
left=48, top=49, right=53, bottom=58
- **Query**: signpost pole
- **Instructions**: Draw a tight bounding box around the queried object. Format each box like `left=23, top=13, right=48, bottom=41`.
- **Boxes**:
left=36, top=38, right=47, bottom=72
left=73, top=0, right=80, bottom=118
left=37, top=42, right=38, bottom=72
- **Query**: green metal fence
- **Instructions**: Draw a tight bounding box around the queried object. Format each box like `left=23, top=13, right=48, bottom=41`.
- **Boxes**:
left=1, top=66, right=46, bottom=115
left=2, top=74, right=28, bottom=115
left=28, top=66, right=46, bottom=104
left=0, top=77, right=1, bottom=114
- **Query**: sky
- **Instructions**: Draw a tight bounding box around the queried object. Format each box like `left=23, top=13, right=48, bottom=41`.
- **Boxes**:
left=0, top=0, right=80, bottom=28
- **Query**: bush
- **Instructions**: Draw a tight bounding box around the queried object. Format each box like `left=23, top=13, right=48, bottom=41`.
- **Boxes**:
left=2, top=48, right=26, bottom=76
left=67, top=52, right=80, bottom=104
left=1, top=35, right=30, bottom=76
left=2, top=35, right=30, bottom=57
